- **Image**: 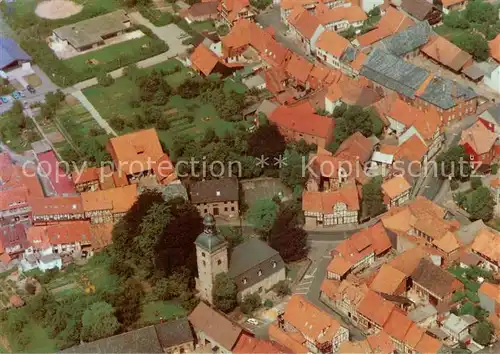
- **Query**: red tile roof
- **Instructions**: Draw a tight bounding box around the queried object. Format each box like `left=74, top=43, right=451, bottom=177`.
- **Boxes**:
left=37, top=150, right=75, bottom=196
left=315, top=31, right=350, bottom=57
left=81, top=184, right=137, bottom=214
left=285, top=53, right=314, bottom=84
left=317, top=5, right=367, bottom=25
left=268, top=324, right=308, bottom=353
left=0, top=223, right=28, bottom=254
left=302, top=182, right=360, bottom=213
left=31, top=196, right=84, bottom=217
left=356, top=7, right=414, bottom=46
left=421, top=35, right=472, bottom=72
left=27, top=221, right=92, bottom=248
left=334, top=131, right=374, bottom=165
left=489, top=34, right=500, bottom=63
left=395, top=134, right=428, bottom=162
left=382, top=309, right=413, bottom=342
left=415, top=334, right=442, bottom=354
left=269, top=102, right=334, bottom=139
left=190, top=44, right=220, bottom=76
left=367, top=331, right=396, bottom=353
left=357, top=290, right=396, bottom=327
left=233, top=334, right=288, bottom=353
left=460, top=121, right=498, bottom=155
left=370, top=264, right=407, bottom=296
left=289, top=9, right=321, bottom=40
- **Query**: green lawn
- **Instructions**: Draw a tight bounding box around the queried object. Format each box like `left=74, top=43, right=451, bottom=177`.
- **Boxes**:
left=139, top=301, right=186, bottom=325
left=190, top=20, right=216, bottom=33
left=22, top=322, right=57, bottom=353
left=64, top=36, right=160, bottom=74
left=449, top=265, right=494, bottom=302
left=434, top=24, right=467, bottom=40
left=83, top=59, right=248, bottom=147
left=0, top=109, right=41, bottom=153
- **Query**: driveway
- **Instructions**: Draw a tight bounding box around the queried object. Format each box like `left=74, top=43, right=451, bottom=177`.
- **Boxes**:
left=256, top=7, right=308, bottom=57
left=128, top=11, right=192, bottom=57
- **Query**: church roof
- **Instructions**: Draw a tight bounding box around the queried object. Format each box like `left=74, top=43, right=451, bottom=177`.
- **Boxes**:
left=195, top=214, right=227, bottom=253
left=228, top=238, right=281, bottom=278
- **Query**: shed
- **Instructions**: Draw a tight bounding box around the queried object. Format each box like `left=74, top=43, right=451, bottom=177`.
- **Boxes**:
left=0, top=37, right=31, bottom=70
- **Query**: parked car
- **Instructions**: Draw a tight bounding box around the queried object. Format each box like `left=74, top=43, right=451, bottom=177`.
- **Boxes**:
left=12, top=91, right=20, bottom=99
left=246, top=318, right=259, bottom=325
left=26, top=85, right=36, bottom=94
left=1, top=96, right=9, bottom=103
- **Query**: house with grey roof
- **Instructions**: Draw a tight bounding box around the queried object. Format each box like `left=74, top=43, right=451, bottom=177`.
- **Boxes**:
left=479, top=103, right=500, bottom=134
left=0, top=37, right=31, bottom=71
left=195, top=215, right=285, bottom=304
left=52, top=10, right=131, bottom=51
left=377, top=22, right=432, bottom=58
left=417, top=76, right=477, bottom=111
left=360, top=48, right=429, bottom=99
left=189, top=177, right=239, bottom=219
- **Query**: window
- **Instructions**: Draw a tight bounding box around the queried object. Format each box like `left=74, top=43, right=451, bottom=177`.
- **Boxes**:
left=217, top=259, right=222, bottom=265
left=258, top=269, right=263, bottom=276
left=202, top=252, right=205, bottom=257
left=203, top=260, right=206, bottom=266
left=272, top=261, right=277, bottom=268
left=231, top=207, right=235, bottom=211
left=242, top=278, right=247, bottom=284
left=224, top=207, right=228, bottom=212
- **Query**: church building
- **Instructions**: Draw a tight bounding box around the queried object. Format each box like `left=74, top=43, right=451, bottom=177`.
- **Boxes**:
left=195, top=215, right=286, bottom=303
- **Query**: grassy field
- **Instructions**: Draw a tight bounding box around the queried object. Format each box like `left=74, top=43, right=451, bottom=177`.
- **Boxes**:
left=434, top=24, right=467, bottom=40
left=190, top=20, right=216, bottom=33
left=64, top=36, right=161, bottom=75
left=83, top=59, right=248, bottom=147
left=139, top=301, right=186, bottom=325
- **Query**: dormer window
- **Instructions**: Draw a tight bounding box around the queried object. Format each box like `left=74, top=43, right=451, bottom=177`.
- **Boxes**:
left=272, top=261, right=277, bottom=268
left=258, top=269, right=263, bottom=276
left=242, top=278, right=247, bottom=284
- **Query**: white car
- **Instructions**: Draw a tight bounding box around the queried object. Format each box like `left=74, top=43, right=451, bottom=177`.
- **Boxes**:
left=246, top=318, right=259, bottom=326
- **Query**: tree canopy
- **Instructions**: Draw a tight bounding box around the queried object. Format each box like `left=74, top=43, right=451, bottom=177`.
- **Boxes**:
left=246, top=199, right=279, bottom=235
left=467, top=186, right=495, bottom=221
left=212, top=273, right=237, bottom=313
left=436, top=146, right=471, bottom=180
left=81, top=301, right=120, bottom=342
left=361, top=177, right=386, bottom=219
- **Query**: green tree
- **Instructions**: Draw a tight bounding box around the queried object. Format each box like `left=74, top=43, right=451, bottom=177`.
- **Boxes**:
left=212, top=273, right=237, bottom=313
left=465, top=0, right=496, bottom=24
left=444, top=10, right=469, bottom=29
left=451, top=32, right=489, bottom=61
left=105, top=278, right=144, bottom=328
left=333, top=102, right=347, bottom=118
left=472, top=321, right=493, bottom=346
left=153, top=269, right=190, bottom=300
left=468, top=186, right=495, bottom=221
left=362, top=177, right=386, bottom=218
left=246, top=199, right=278, bottom=234
left=81, top=301, right=120, bottom=342
left=436, top=146, right=471, bottom=180
left=217, top=24, right=230, bottom=36
left=274, top=280, right=291, bottom=296
left=97, top=72, right=114, bottom=87
left=279, top=148, right=308, bottom=190
left=241, top=293, right=261, bottom=314
left=340, top=26, right=356, bottom=40
left=471, top=176, right=482, bottom=190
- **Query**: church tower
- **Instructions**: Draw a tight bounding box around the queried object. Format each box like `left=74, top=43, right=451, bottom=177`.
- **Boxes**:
left=195, top=214, right=228, bottom=304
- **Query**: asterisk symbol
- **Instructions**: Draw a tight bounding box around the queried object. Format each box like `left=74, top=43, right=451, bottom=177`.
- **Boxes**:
left=255, top=155, right=269, bottom=168
left=274, top=155, right=287, bottom=168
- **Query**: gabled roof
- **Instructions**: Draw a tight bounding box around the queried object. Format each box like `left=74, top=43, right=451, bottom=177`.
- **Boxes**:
left=411, top=258, right=462, bottom=299
left=418, top=75, right=477, bottom=110
left=189, top=177, right=239, bottom=204
left=233, top=334, right=288, bottom=353
left=357, top=290, right=396, bottom=327
left=389, top=247, right=427, bottom=276
left=81, top=184, right=138, bottom=214
left=302, top=182, right=360, bottom=213
left=471, top=228, right=500, bottom=265
left=356, top=7, right=415, bottom=46
left=285, top=53, right=314, bottom=83
left=269, top=102, right=334, bottom=139
left=27, top=221, right=92, bottom=248
left=489, top=34, right=500, bottom=63
left=421, top=35, right=472, bottom=72
left=334, top=131, right=374, bottom=165
left=378, top=21, right=432, bottom=57
left=228, top=238, right=282, bottom=278
left=316, top=30, right=350, bottom=58
left=479, top=282, right=500, bottom=303
left=401, top=0, right=434, bottom=20
left=370, top=264, right=407, bottom=295
left=479, top=104, right=500, bottom=126
left=395, top=134, right=428, bottom=162
left=31, top=196, right=84, bottom=216
left=317, top=5, right=367, bottom=25
left=188, top=302, right=243, bottom=350
left=190, top=43, right=220, bottom=76
left=382, top=175, right=411, bottom=200
left=0, top=37, right=31, bottom=69
left=460, top=121, right=498, bottom=155
left=289, top=9, right=322, bottom=40
left=361, top=48, right=429, bottom=99
left=383, top=309, right=413, bottom=342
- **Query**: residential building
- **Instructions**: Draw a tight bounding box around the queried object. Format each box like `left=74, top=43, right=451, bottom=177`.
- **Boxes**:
left=471, top=228, right=500, bottom=272
left=421, top=35, right=473, bottom=73
left=382, top=308, right=413, bottom=352
left=52, top=10, right=131, bottom=51
left=81, top=185, right=138, bottom=224
left=71, top=165, right=129, bottom=193
left=302, top=182, right=360, bottom=227
left=441, top=314, right=476, bottom=343
left=271, top=295, right=349, bottom=353
left=106, top=129, right=175, bottom=185
left=62, top=319, right=195, bottom=353
left=459, top=121, right=498, bottom=166
left=370, top=263, right=408, bottom=296
left=411, top=258, right=464, bottom=306
left=0, top=153, right=44, bottom=225
left=382, top=175, right=412, bottom=208
left=31, top=196, right=85, bottom=224
left=334, top=131, right=375, bottom=166
left=233, top=334, right=289, bottom=353
left=0, top=37, right=31, bottom=71
left=285, top=53, right=314, bottom=88
left=36, top=149, right=76, bottom=196
left=182, top=1, right=218, bottom=22
left=190, top=43, right=240, bottom=77
left=401, top=0, right=442, bottom=25
left=314, top=30, right=351, bottom=70
left=218, top=0, right=255, bottom=26
left=478, top=282, right=500, bottom=314
left=485, top=35, right=500, bottom=94
left=478, top=104, right=500, bottom=134
left=320, top=279, right=369, bottom=323
left=356, top=290, right=396, bottom=333
left=188, top=302, right=244, bottom=352
left=317, top=5, right=367, bottom=33
left=437, top=0, right=468, bottom=14
left=324, top=75, right=381, bottom=113
left=354, top=7, right=415, bottom=47
left=195, top=215, right=285, bottom=303
left=269, top=102, right=335, bottom=148
left=0, top=223, right=28, bottom=260
left=189, top=178, right=239, bottom=219
left=288, top=8, right=325, bottom=53
left=376, top=21, right=432, bottom=59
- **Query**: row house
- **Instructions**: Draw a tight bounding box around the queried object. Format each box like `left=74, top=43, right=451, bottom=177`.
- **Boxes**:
left=81, top=184, right=138, bottom=224
left=27, top=220, right=93, bottom=255
left=369, top=263, right=409, bottom=296
left=31, top=196, right=85, bottom=224
left=285, top=53, right=314, bottom=89
left=106, top=128, right=175, bottom=186
left=361, top=48, right=478, bottom=127
left=302, top=182, right=359, bottom=227
left=269, top=101, right=335, bottom=148
left=320, top=279, right=369, bottom=322
left=459, top=121, right=498, bottom=167
left=375, top=21, right=432, bottom=60
left=381, top=175, right=412, bottom=209
left=316, top=4, right=367, bottom=33
left=71, top=165, right=129, bottom=193
left=471, top=228, right=500, bottom=272
left=327, top=223, right=392, bottom=279
left=324, top=75, right=381, bottom=113
left=280, top=0, right=319, bottom=23
left=287, top=8, right=325, bottom=53
left=315, top=31, right=367, bottom=76
left=0, top=153, right=44, bottom=225
left=401, top=0, right=442, bottom=26
left=218, top=0, right=255, bottom=26
left=270, top=295, right=349, bottom=353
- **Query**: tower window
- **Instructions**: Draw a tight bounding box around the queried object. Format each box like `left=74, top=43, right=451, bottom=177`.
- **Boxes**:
left=202, top=252, right=205, bottom=257
left=217, top=259, right=221, bottom=265
left=242, top=278, right=247, bottom=284
left=258, top=269, right=263, bottom=276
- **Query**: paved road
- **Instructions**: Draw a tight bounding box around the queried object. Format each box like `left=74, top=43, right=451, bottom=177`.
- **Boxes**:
left=71, top=90, right=117, bottom=136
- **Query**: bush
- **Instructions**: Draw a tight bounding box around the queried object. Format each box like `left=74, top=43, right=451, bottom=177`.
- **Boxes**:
left=88, top=127, right=100, bottom=137
left=25, top=282, right=36, bottom=295
left=264, top=299, right=273, bottom=308
left=491, top=164, right=498, bottom=175
left=97, top=72, right=114, bottom=87
left=274, top=280, right=291, bottom=297
left=451, top=179, right=460, bottom=191
left=471, top=176, right=482, bottom=190
left=240, top=293, right=261, bottom=314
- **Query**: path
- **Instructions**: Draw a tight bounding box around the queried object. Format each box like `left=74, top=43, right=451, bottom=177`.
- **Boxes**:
left=71, top=91, right=117, bottom=136
left=24, top=107, right=63, bottom=161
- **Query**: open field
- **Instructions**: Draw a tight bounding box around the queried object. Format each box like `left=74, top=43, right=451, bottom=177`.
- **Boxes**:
left=139, top=301, right=186, bottom=326
left=83, top=59, right=248, bottom=147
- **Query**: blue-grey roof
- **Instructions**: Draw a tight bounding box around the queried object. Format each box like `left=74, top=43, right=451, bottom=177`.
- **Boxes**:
left=340, top=46, right=357, bottom=63
left=361, top=48, right=429, bottom=98
left=0, top=37, right=31, bottom=69
left=419, top=76, right=477, bottom=110
left=379, top=22, right=432, bottom=57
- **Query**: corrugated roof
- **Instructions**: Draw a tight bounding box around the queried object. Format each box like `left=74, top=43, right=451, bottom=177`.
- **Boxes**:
left=378, top=21, right=432, bottom=57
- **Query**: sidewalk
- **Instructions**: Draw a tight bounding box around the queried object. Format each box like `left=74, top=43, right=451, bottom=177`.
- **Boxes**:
left=71, top=90, right=117, bottom=136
